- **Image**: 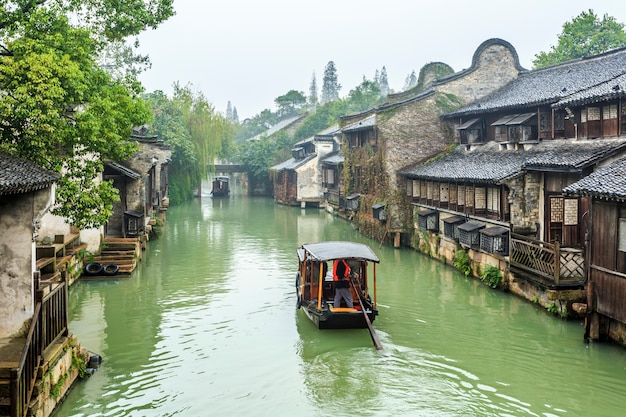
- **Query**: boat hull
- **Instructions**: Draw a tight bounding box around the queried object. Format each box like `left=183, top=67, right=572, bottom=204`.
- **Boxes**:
left=301, top=301, right=377, bottom=330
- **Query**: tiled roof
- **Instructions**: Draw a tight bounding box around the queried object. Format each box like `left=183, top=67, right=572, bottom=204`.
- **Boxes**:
left=270, top=154, right=315, bottom=172
left=447, top=47, right=626, bottom=117
left=249, top=114, right=307, bottom=141
left=401, top=138, right=626, bottom=184
left=554, top=72, right=626, bottom=108
left=342, top=114, right=376, bottom=132
left=0, top=152, right=59, bottom=195
left=401, top=141, right=526, bottom=184
left=321, top=152, right=344, bottom=165
left=524, top=139, right=626, bottom=171
left=564, top=157, right=626, bottom=200
left=106, top=162, right=141, bottom=179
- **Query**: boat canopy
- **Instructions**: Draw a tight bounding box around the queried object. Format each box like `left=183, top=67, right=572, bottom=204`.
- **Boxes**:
left=299, top=241, right=380, bottom=263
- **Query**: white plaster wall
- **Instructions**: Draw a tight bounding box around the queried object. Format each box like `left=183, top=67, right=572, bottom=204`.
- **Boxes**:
left=0, top=189, right=52, bottom=337
left=296, top=158, right=319, bottom=200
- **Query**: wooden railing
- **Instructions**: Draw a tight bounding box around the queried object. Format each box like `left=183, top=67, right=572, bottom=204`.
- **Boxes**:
left=9, top=273, right=68, bottom=417
left=39, top=278, right=69, bottom=348
left=510, top=233, right=585, bottom=285
left=10, top=303, right=42, bottom=417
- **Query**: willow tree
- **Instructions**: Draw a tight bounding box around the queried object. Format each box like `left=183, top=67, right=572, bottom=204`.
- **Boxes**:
left=0, top=0, right=174, bottom=228
left=144, top=84, right=236, bottom=204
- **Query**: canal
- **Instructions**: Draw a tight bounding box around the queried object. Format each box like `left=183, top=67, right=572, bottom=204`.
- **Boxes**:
left=54, top=186, right=626, bottom=417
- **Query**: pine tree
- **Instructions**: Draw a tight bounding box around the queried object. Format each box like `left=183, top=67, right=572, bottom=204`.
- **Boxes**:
left=232, top=107, right=239, bottom=124
left=379, top=66, right=389, bottom=96
left=403, top=70, right=418, bottom=91
left=308, top=72, right=318, bottom=110
left=321, top=61, right=341, bottom=104
left=226, top=101, right=233, bottom=121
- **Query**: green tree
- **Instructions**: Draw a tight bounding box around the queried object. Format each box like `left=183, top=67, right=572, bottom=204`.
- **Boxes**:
left=232, top=107, right=239, bottom=124
left=378, top=66, right=389, bottom=96
left=293, top=100, right=349, bottom=141
left=234, top=109, right=280, bottom=143
left=308, top=72, right=318, bottom=110
left=533, top=9, right=626, bottom=68
left=226, top=101, right=233, bottom=121
left=144, top=86, right=235, bottom=204
left=321, top=61, right=341, bottom=104
left=240, top=135, right=277, bottom=178
left=403, top=70, right=417, bottom=91
left=0, top=1, right=174, bottom=228
left=347, top=78, right=384, bottom=113
left=274, top=89, right=306, bottom=117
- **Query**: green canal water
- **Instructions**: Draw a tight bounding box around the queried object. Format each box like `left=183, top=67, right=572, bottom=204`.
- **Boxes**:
left=54, top=185, right=626, bottom=417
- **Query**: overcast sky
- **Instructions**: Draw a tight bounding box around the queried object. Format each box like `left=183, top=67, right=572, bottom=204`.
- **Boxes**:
left=137, top=0, right=626, bottom=120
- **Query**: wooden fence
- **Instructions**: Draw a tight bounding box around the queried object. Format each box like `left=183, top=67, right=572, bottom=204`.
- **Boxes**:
left=9, top=273, right=68, bottom=417
left=510, top=233, right=585, bottom=285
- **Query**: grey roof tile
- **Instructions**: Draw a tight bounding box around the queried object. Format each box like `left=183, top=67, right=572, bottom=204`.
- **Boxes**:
left=0, top=152, right=59, bottom=195
left=564, top=157, right=626, bottom=200
left=402, top=138, right=626, bottom=184
left=447, top=47, right=626, bottom=116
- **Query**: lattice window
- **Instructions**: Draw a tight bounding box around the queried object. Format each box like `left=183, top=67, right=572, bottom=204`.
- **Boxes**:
left=487, top=187, right=500, bottom=213
left=588, top=107, right=601, bottom=121
left=475, top=187, right=486, bottom=210
left=458, top=185, right=465, bottom=206
left=551, top=197, right=564, bottom=223
left=540, top=113, right=552, bottom=132
left=440, top=183, right=449, bottom=203
left=554, top=110, right=565, bottom=131
left=604, top=104, right=618, bottom=119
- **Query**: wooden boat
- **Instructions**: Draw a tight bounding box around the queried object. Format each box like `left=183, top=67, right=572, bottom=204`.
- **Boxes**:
left=211, top=175, right=230, bottom=197
left=296, top=241, right=380, bottom=330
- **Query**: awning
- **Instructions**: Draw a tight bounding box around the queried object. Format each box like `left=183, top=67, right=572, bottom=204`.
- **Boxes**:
left=491, top=115, right=518, bottom=126
left=505, top=113, right=536, bottom=125
left=456, top=118, right=480, bottom=130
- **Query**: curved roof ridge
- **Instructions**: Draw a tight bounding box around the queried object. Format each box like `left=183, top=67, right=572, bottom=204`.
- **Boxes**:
left=436, top=38, right=526, bottom=85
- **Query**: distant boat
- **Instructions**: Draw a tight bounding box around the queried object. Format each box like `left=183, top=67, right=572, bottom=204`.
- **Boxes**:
left=211, top=176, right=230, bottom=197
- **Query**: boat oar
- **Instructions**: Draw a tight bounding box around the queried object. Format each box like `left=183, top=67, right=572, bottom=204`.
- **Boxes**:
left=350, top=279, right=383, bottom=351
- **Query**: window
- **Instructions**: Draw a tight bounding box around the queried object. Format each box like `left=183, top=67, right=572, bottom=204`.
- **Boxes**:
left=506, top=113, right=537, bottom=142
left=540, top=112, right=551, bottom=133
left=491, top=115, right=517, bottom=142
left=619, top=219, right=626, bottom=252
left=412, top=180, right=420, bottom=199
left=487, top=187, right=500, bottom=214
left=457, top=118, right=483, bottom=144
left=554, top=110, right=565, bottom=131
left=324, top=168, right=335, bottom=185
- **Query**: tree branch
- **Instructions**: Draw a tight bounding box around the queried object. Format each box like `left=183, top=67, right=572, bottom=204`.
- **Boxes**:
left=0, top=0, right=49, bottom=31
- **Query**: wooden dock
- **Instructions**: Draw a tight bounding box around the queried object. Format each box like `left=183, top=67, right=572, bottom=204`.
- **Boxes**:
left=83, top=237, right=142, bottom=278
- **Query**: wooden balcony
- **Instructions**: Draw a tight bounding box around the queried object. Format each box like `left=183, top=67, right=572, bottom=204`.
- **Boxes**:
left=510, top=233, right=585, bottom=288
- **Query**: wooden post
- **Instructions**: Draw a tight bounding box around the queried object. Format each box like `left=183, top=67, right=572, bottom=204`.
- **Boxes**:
left=584, top=280, right=594, bottom=340
left=554, top=241, right=560, bottom=285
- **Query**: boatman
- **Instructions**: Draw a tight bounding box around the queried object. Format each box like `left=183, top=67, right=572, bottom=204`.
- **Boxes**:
left=333, top=259, right=353, bottom=308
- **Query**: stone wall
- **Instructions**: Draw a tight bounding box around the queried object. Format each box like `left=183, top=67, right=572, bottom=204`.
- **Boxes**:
left=31, top=335, right=90, bottom=417
left=436, top=40, right=523, bottom=104
left=506, top=171, right=541, bottom=234
left=414, top=226, right=585, bottom=319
